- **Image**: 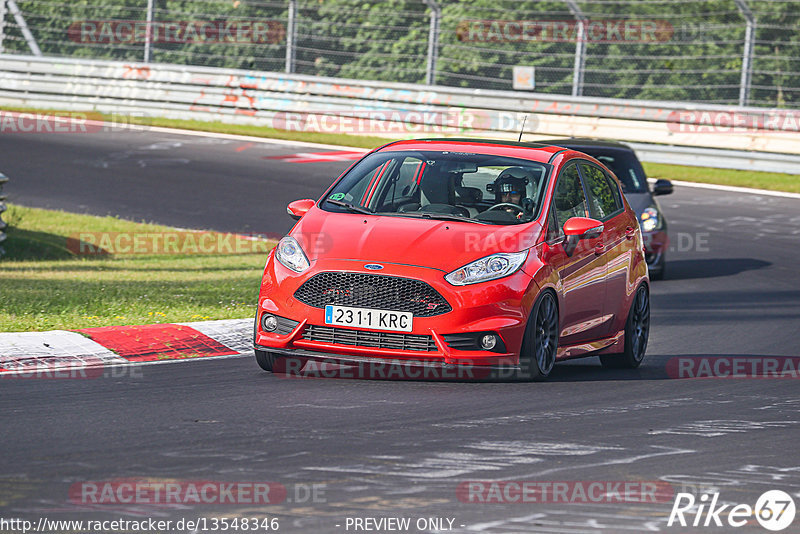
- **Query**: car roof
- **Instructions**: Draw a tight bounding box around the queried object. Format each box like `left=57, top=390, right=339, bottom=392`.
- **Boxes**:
left=374, top=138, right=567, bottom=164
left=535, top=137, right=635, bottom=151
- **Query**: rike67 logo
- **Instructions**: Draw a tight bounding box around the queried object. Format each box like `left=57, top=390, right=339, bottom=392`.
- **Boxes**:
left=668, top=490, right=796, bottom=531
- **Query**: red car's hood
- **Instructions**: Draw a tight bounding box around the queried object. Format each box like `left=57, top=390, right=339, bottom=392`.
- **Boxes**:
left=290, top=207, right=543, bottom=272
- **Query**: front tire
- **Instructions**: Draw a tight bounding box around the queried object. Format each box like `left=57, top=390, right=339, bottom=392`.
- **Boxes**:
left=600, top=284, right=650, bottom=369
left=518, top=291, right=559, bottom=381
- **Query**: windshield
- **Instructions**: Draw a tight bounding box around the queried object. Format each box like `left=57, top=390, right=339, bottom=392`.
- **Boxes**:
left=569, top=148, right=648, bottom=193
left=322, top=150, right=551, bottom=225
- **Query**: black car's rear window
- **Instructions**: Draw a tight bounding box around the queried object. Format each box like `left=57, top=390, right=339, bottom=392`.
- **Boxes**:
left=566, top=147, right=648, bottom=193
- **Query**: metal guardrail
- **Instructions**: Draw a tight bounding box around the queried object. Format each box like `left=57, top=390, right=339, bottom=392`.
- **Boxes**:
left=0, top=54, right=798, bottom=173
left=0, top=172, right=8, bottom=257
left=627, top=143, right=800, bottom=176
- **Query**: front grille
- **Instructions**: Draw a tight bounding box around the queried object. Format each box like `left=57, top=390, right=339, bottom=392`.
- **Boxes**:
left=294, top=272, right=451, bottom=317
left=302, top=324, right=438, bottom=352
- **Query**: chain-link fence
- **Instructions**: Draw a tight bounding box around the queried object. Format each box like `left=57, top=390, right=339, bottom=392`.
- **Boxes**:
left=1, top=0, right=798, bottom=108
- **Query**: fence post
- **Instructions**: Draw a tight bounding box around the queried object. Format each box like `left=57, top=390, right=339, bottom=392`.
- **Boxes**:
left=285, top=0, right=297, bottom=74
left=0, top=173, right=8, bottom=258
left=144, top=0, right=155, bottom=62
left=422, top=0, right=440, bottom=86
left=6, top=0, right=41, bottom=55
left=0, top=1, right=7, bottom=54
left=733, top=0, right=755, bottom=106
left=564, top=0, right=586, bottom=97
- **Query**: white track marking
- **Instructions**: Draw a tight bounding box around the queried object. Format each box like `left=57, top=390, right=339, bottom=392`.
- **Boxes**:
left=0, top=319, right=253, bottom=375
left=177, top=318, right=253, bottom=354
left=649, top=419, right=798, bottom=437
left=0, top=330, right=124, bottom=373
left=655, top=178, right=800, bottom=199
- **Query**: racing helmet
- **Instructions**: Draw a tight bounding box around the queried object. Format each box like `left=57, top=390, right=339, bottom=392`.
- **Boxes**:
left=491, top=167, right=530, bottom=204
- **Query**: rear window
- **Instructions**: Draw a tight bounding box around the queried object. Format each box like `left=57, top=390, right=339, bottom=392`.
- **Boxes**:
left=568, top=147, right=648, bottom=193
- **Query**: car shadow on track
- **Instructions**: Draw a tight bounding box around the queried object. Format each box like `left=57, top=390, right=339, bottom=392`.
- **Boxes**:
left=264, top=353, right=797, bottom=383
left=546, top=353, right=798, bottom=382
left=268, top=356, right=673, bottom=383
left=546, top=360, right=668, bottom=382
left=663, top=258, right=770, bottom=280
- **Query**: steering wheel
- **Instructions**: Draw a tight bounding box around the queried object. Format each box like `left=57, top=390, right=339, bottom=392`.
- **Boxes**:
left=486, top=203, right=526, bottom=215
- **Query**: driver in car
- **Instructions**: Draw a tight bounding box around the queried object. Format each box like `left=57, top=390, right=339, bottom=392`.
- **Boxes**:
left=491, top=168, right=531, bottom=219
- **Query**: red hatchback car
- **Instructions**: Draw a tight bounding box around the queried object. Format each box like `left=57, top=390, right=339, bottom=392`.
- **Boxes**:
left=255, top=139, right=650, bottom=380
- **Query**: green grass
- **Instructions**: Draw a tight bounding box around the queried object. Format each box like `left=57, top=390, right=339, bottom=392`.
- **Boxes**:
left=0, top=204, right=275, bottom=332
left=643, top=162, right=800, bottom=194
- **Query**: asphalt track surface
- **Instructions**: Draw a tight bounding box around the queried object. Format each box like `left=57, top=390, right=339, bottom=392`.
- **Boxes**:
left=2, top=128, right=800, bottom=533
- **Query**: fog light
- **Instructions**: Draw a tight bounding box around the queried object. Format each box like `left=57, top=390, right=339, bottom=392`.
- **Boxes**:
left=480, top=334, right=497, bottom=351
left=262, top=314, right=278, bottom=332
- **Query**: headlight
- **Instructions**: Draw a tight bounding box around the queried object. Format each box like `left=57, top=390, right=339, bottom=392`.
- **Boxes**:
left=445, top=251, right=528, bottom=286
left=275, top=237, right=310, bottom=273
left=640, top=206, right=661, bottom=233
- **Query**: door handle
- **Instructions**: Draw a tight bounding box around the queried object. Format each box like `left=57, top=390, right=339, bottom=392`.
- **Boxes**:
left=625, top=226, right=635, bottom=239
left=594, top=242, right=604, bottom=255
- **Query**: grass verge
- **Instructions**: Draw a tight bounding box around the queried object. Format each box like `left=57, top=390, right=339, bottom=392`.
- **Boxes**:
left=0, top=204, right=274, bottom=332
left=643, top=162, right=800, bottom=194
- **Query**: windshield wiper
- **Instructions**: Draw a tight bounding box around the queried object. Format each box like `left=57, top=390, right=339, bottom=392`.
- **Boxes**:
left=326, top=199, right=374, bottom=215
left=392, top=212, right=489, bottom=224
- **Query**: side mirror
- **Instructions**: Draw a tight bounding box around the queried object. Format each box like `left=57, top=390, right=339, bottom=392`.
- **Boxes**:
left=652, top=179, right=673, bottom=196
left=563, top=217, right=604, bottom=240
left=287, top=199, right=315, bottom=221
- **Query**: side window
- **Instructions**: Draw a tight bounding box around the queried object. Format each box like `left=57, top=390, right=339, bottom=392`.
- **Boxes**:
left=553, top=163, right=588, bottom=232
left=545, top=204, right=561, bottom=241
left=579, top=163, right=622, bottom=220
left=605, top=171, right=625, bottom=209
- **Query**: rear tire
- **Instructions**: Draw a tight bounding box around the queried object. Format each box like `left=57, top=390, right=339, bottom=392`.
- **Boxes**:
left=255, top=349, right=278, bottom=372
left=600, top=284, right=650, bottom=369
left=518, top=291, right=559, bottom=381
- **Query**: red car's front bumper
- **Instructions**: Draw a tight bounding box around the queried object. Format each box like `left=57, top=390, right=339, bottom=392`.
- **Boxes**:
left=255, top=253, right=538, bottom=368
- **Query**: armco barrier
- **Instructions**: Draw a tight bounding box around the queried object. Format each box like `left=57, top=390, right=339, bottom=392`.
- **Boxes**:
left=1, top=54, right=799, bottom=167
left=0, top=172, right=7, bottom=258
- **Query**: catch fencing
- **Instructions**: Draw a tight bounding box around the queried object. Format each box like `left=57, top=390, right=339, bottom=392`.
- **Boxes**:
left=1, top=0, right=799, bottom=109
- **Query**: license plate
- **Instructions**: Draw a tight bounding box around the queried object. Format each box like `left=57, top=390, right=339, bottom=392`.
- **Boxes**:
left=324, top=305, right=413, bottom=332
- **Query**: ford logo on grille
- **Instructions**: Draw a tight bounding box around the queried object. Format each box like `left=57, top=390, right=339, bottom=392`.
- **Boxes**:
left=364, top=264, right=384, bottom=271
